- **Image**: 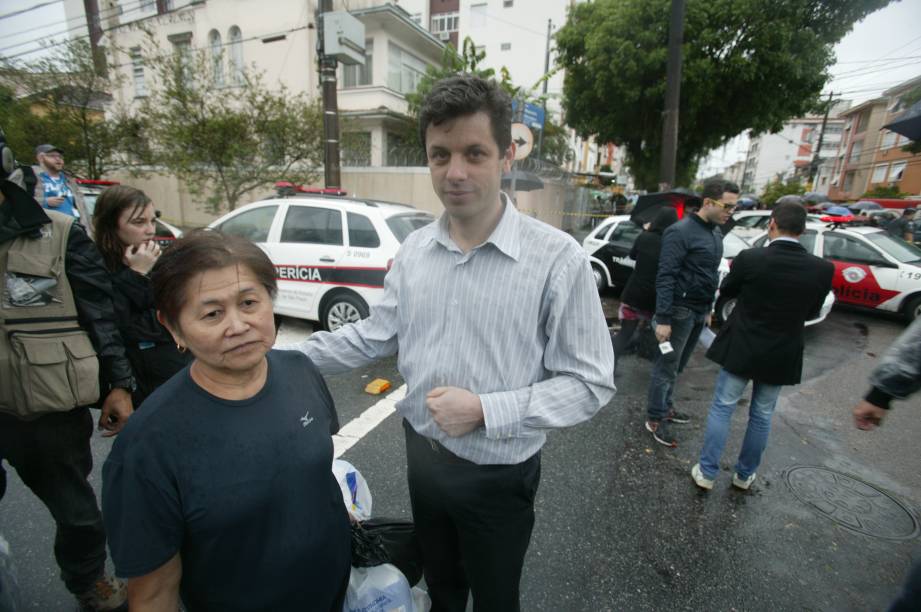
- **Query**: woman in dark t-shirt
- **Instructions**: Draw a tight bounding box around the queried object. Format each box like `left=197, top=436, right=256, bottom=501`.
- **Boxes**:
left=102, top=230, right=350, bottom=612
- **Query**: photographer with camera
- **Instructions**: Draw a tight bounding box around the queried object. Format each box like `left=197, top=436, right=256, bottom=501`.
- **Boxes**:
left=0, top=130, right=134, bottom=611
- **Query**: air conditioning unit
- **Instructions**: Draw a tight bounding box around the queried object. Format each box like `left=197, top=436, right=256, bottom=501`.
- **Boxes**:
left=438, top=31, right=450, bottom=41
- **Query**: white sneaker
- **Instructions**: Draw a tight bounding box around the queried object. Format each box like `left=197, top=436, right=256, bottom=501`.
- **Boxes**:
left=732, top=472, right=756, bottom=490
left=691, top=464, right=714, bottom=490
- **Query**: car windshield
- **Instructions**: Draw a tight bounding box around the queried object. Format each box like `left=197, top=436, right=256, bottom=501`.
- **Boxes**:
left=863, top=231, right=921, bottom=264
left=723, top=232, right=748, bottom=258
left=386, top=213, right=434, bottom=243
left=82, top=193, right=98, bottom=216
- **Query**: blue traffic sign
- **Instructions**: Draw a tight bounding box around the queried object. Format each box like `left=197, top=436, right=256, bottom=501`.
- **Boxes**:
left=512, top=100, right=546, bottom=131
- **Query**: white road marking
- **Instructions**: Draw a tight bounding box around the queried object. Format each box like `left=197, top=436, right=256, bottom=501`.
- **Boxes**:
left=333, top=384, right=406, bottom=458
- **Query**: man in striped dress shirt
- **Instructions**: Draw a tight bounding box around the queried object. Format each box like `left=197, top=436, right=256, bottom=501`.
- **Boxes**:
left=290, top=74, right=616, bottom=611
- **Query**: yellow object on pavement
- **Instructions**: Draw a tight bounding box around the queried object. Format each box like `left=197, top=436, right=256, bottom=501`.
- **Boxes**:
left=364, top=378, right=392, bottom=395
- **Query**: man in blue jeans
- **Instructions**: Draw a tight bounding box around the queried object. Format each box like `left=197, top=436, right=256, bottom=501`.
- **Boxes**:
left=646, top=178, right=738, bottom=447
left=691, top=199, right=833, bottom=490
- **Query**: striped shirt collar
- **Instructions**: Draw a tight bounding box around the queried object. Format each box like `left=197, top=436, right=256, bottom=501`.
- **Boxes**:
left=424, top=192, right=521, bottom=261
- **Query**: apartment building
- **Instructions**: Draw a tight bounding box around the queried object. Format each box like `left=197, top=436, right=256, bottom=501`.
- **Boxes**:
left=829, top=75, right=921, bottom=200
left=741, top=102, right=849, bottom=195
left=76, top=0, right=442, bottom=168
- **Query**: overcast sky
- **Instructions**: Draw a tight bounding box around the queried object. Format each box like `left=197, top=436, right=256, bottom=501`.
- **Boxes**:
left=2, top=0, right=918, bottom=178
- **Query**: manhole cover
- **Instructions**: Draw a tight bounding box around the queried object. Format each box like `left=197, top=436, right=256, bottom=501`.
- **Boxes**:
left=785, top=466, right=918, bottom=540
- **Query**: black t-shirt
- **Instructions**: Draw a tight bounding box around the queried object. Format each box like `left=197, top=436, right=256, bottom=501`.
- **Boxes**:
left=102, top=350, right=351, bottom=612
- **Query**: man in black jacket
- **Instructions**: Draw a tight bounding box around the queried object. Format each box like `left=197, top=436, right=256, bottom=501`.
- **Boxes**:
left=646, top=179, right=738, bottom=447
left=0, top=158, right=134, bottom=611
left=691, top=200, right=833, bottom=491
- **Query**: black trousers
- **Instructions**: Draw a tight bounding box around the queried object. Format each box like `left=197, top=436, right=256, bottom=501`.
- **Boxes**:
left=0, top=407, right=107, bottom=595
left=403, top=420, right=541, bottom=612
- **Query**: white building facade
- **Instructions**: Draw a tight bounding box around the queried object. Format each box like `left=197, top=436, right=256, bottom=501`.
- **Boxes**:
left=741, top=102, right=850, bottom=194
left=81, top=0, right=442, bottom=169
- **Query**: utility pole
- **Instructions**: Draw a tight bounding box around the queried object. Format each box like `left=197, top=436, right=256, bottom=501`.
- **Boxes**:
left=809, top=91, right=834, bottom=189
left=317, top=0, right=341, bottom=189
left=658, top=0, right=686, bottom=191
left=535, top=19, right=552, bottom=162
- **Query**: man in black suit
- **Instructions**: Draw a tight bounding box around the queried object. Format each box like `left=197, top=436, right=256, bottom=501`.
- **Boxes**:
left=691, top=199, right=834, bottom=491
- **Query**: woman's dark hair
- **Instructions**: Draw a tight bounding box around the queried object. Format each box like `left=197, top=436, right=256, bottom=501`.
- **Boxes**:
left=93, top=185, right=152, bottom=271
left=418, top=73, right=512, bottom=154
left=649, top=207, right=679, bottom=233
left=150, top=229, right=278, bottom=329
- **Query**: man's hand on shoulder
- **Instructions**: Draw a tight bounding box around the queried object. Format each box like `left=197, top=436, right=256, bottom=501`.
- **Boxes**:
left=426, top=386, right=484, bottom=437
left=99, top=388, right=134, bottom=437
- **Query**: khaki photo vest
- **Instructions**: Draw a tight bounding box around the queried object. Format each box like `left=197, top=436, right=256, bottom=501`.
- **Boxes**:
left=0, top=211, right=100, bottom=419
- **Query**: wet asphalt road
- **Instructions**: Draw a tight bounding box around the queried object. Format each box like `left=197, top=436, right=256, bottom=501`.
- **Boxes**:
left=1, top=304, right=918, bottom=611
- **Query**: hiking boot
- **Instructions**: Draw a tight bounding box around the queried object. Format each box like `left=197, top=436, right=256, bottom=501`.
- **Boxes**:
left=76, top=575, right=127, bottom=612
left=645, top=419, right=677, bottom=448
left=691, top=464, right=714, bottom=490
left=665, top=408, right=691, bottom=424
left=732, top=472, right=757, bottom=491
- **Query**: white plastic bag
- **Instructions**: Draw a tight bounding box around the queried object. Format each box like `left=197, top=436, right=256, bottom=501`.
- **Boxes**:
left=343, top=563, right=416, bottom=612
left=333, top=459, right=372, bottom=521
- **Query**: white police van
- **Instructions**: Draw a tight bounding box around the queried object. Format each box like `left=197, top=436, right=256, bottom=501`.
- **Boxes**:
left=209, top=191, right=434, bottom=330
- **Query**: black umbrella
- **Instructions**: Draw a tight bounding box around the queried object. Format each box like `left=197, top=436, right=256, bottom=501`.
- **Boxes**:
left=803, top=191, right=829, bottom=204
left=884, top=99, right=921, bottom=142
left=501, top=169, right=543, bottom=192
left=849, top=200, right=883, bottom=211
left=630, top=190, right=702, bottom=226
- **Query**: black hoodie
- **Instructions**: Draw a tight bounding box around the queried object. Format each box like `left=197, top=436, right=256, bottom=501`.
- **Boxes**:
left=620, top=208, right=679, bottom=313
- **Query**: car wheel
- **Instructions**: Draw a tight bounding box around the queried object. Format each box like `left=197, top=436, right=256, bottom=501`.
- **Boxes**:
left=322, top=293, right=369, bottom=331
left=591, top=264, right=606, bottom=291
left=905, top=295, right=921, bottom=322
left=716, top=297, right=737, bottom=324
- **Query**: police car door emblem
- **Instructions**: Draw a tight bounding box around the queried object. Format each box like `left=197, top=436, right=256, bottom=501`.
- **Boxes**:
left=842, top=266, right=867, bottom=284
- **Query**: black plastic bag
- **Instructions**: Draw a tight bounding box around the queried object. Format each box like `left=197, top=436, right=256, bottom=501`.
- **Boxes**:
left=350, top=518, right=423, bottom=586
left=635, top=324, right=659, bottom=361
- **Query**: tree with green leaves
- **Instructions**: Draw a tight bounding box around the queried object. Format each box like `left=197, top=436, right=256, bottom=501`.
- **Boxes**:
left=400, top=37, right=572, bottom=166
left=555, top=0, right=893, bottom=191
left=1, top=39, right=123, bottom=179
left=124, top=40, right=324, bottom=213
left=760, top=176, right=805, bottom=208
left=862, top=185, right=909, bottom=199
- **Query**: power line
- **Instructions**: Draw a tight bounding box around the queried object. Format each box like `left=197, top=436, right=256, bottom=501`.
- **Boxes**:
left=830, top=58, right=921, bottom=81
left=0, top=0, right=150, bottom=58
left=0, top=1, right=60, bottom=22
left=835, top=55, right=921, bottom=65
left=0, top=0, right=142, bottom=48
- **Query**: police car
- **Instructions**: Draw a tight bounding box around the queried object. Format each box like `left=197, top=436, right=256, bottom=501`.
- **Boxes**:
left=582, top=215, right=748, bottom=291
left=583, top=214, right=835, bottom=326
left=731, top=210, right=824, bottom=241
left=750, top=222, right=921, bottom=321
left=208, top=193, right=434, bottom=330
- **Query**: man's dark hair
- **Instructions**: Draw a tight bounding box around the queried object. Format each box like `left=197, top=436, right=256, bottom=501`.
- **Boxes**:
left=771, top=201, right=807, bottom=235
left=151, top=229, right=278, bottom=330
left=701, top=178, right=740, bottom=201
left=418, top=73, right=512, bottom=154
